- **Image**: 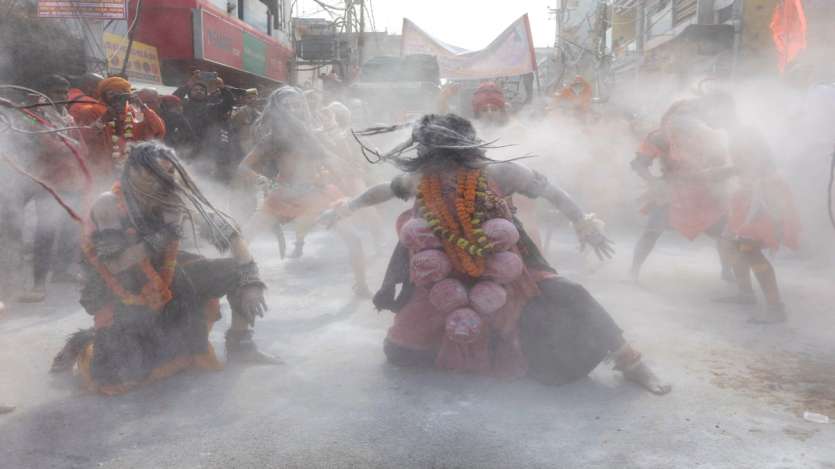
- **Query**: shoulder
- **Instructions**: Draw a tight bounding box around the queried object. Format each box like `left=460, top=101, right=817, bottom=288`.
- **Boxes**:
left=485, top=162, right=543, bottom=197
left=70, top=102, right=106, bottom=124
left=89, top=192, right=124, bottom=230
left=391, top=173, right=419, bottom=200
left=636, top=130, right=668, bottom=159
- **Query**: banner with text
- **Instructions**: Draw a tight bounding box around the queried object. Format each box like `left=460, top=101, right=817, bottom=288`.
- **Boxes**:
left=401, top=14, right=537, bottom=80
left=103, top=32, right=163, bottom=84
left=38, top=0, right=127, bottom=19
left=194, top=8, right=287, bottom=82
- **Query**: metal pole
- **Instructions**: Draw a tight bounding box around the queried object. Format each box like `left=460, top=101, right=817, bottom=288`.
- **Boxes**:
left=121, top=0, right=144, bottom=77
left=358, top=0, right=365, bottom=66
left=731, top=0, right=744, bottom=78
left=635, top=0, right=646, bottom=80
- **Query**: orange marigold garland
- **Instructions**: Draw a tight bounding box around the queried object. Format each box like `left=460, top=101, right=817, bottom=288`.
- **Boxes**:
left=82, top=184, right=179, bottom=312
left=418, top=169, right=499, bottom=278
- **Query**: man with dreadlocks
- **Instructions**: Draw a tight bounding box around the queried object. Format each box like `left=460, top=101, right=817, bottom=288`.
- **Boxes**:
left=320, top=114, right=670, bottom=395
left=700, top=92, right=800, bottom=323
left=241, top=86, right=371, bottom=296
left=4, top=75, right=88, bottom=302
left=630, top=98, right=735, bottom=282
left=49, top=141, right=277, bottom=395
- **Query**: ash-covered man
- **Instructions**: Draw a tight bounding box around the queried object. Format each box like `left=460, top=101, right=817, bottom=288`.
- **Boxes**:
left=629, top=99, right=735, bottom=281
left=6, top=75, right=88, bottom=302
left=50, top=142, right=278, bottom=395
left=701, top=92, right=800, bottom=323
left=242, top=86, right=371, bottom=296
left=321, top=114, right=670, bottom=395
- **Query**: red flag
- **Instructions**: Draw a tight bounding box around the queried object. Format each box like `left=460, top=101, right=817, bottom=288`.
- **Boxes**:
left=770, top=0, right=807, bottom=73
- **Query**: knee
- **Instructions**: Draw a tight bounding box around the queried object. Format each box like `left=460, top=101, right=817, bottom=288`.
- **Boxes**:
left=538, top=277, right=593, bottom=305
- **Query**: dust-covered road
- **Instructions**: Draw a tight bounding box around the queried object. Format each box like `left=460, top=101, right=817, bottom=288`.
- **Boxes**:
left=1, top=228, right=834, bottom=469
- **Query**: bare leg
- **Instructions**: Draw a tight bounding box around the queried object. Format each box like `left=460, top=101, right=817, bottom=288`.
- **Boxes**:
left=334, top=222, right=371, bottom=297
left=746, top=247, right=786, bottom=324
left=630, top=228, right=662, bottom=280
left=614, top=344, right=672, bottom=395
left=19, top=197, right=57, bottom=303
left=713, top=238, right=757, bottom=304
left=244, top=209, right=278, bottom=243
left=288, top=213, right=320, bottom=259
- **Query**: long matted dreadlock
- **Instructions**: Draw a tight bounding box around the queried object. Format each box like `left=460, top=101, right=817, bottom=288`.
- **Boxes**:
left=351, top=113, right=529, bottom=172
left=121, top=141, right=239, bottom=252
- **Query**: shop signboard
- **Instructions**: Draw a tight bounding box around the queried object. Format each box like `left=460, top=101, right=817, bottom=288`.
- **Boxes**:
left=38, top=0, right=127, bottom=19
left=194, top=8, right=286, bottom=81
left=103, top=32, right=163, bottom=83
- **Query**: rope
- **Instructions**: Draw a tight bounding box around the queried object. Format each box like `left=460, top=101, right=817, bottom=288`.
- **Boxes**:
left=829, top=147, right=835, bottom=230
left=1, top=154, right=83, bottom=223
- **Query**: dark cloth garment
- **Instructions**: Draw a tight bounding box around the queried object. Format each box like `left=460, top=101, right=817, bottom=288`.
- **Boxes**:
left=2, top=179, right=73, bottom=285
left=160, top=110, right=196, bottom=151
left=519, top=277, right=623, bottom=385
left=375, top=217, right=622, bottom=385
left=181, top=88, right=241, bottom=182
left=80, top=252, right=238, bottom=387
left=381, top=277, right=624, bottom=385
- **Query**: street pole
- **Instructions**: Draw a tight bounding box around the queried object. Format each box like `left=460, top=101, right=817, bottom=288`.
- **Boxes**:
left=635, top=0, right=646, bottom=80
left=731, top=0, right=744, bottom=78
left=358, top=0, right=365, bottom=66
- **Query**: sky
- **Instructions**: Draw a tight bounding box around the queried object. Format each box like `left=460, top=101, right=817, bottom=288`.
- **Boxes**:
left=296, top=0, right=561, bottom=50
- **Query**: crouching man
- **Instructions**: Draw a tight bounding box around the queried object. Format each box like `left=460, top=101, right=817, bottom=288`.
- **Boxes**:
left=51, top=142, right=279, bottom=395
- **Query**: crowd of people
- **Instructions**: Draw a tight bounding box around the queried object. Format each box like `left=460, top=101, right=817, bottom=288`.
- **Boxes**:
left=0, top=64, right=818, bottom=404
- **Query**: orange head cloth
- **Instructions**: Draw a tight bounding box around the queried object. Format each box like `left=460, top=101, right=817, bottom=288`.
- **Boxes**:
left=96, top=77, right=132, bottom=98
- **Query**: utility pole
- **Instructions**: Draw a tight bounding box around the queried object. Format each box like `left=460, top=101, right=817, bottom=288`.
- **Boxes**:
left=731, top=0, right=744, bottom=78
left=635, top=0, right=645, bottom=56
left=549, top=0, right=574, bottom=88
left=635, top=0, right=646, bottom=80
left=358, top=0, right=365, bottom=66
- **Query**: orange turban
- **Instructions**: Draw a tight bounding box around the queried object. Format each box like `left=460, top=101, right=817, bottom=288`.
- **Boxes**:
left=96, top=77, right=132, bottom=98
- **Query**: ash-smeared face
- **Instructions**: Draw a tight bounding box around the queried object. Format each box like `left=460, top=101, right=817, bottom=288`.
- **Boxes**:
left=126, top=152, right=184, bottom=207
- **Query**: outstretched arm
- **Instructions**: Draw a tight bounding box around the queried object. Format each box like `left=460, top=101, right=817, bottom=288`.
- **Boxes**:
left=491, top=162, right=614, bottom=260
left=319, top=175, right=415, bottom=227
left=491, top=163, right=583, bottom=221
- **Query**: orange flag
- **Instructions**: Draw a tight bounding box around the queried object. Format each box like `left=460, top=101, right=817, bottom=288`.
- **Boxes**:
left=770, top=0, right=808, bottom=73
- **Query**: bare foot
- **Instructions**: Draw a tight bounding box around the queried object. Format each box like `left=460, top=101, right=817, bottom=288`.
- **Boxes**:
left=287, top=242, right=305, bottom=259
left=622, top=361, right=672, bottom=395
left=748, top=303, right=787, bottom=324
left=17, top=287, right=46, bottom=303
left=225, top=330, right=283, bottom=366
left=353, top=283, right=373, bottom=299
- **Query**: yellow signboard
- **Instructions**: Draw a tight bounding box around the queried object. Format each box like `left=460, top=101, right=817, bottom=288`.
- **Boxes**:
left=103, top=32, right=163, bottom=84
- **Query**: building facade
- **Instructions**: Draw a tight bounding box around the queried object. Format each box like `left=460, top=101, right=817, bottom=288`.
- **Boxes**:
left=129, top=0, right=294, bottom=88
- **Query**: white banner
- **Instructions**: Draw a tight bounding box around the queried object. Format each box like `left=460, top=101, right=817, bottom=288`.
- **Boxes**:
left=401, top=14, right=537, bottom=80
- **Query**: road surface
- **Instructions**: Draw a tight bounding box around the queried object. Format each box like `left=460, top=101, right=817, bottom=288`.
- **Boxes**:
left=1, top=227, right=833, bottom=469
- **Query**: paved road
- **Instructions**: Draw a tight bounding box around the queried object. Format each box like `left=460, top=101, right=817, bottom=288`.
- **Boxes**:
left=1, top=228, right=833, bottom=469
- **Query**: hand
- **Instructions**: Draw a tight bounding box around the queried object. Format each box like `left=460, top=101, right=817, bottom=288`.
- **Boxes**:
left=574, top=214, right=615, bottom=261
left=317, top=208, right=341, bottom=229
left=238, top=284, right=267, bottom=326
